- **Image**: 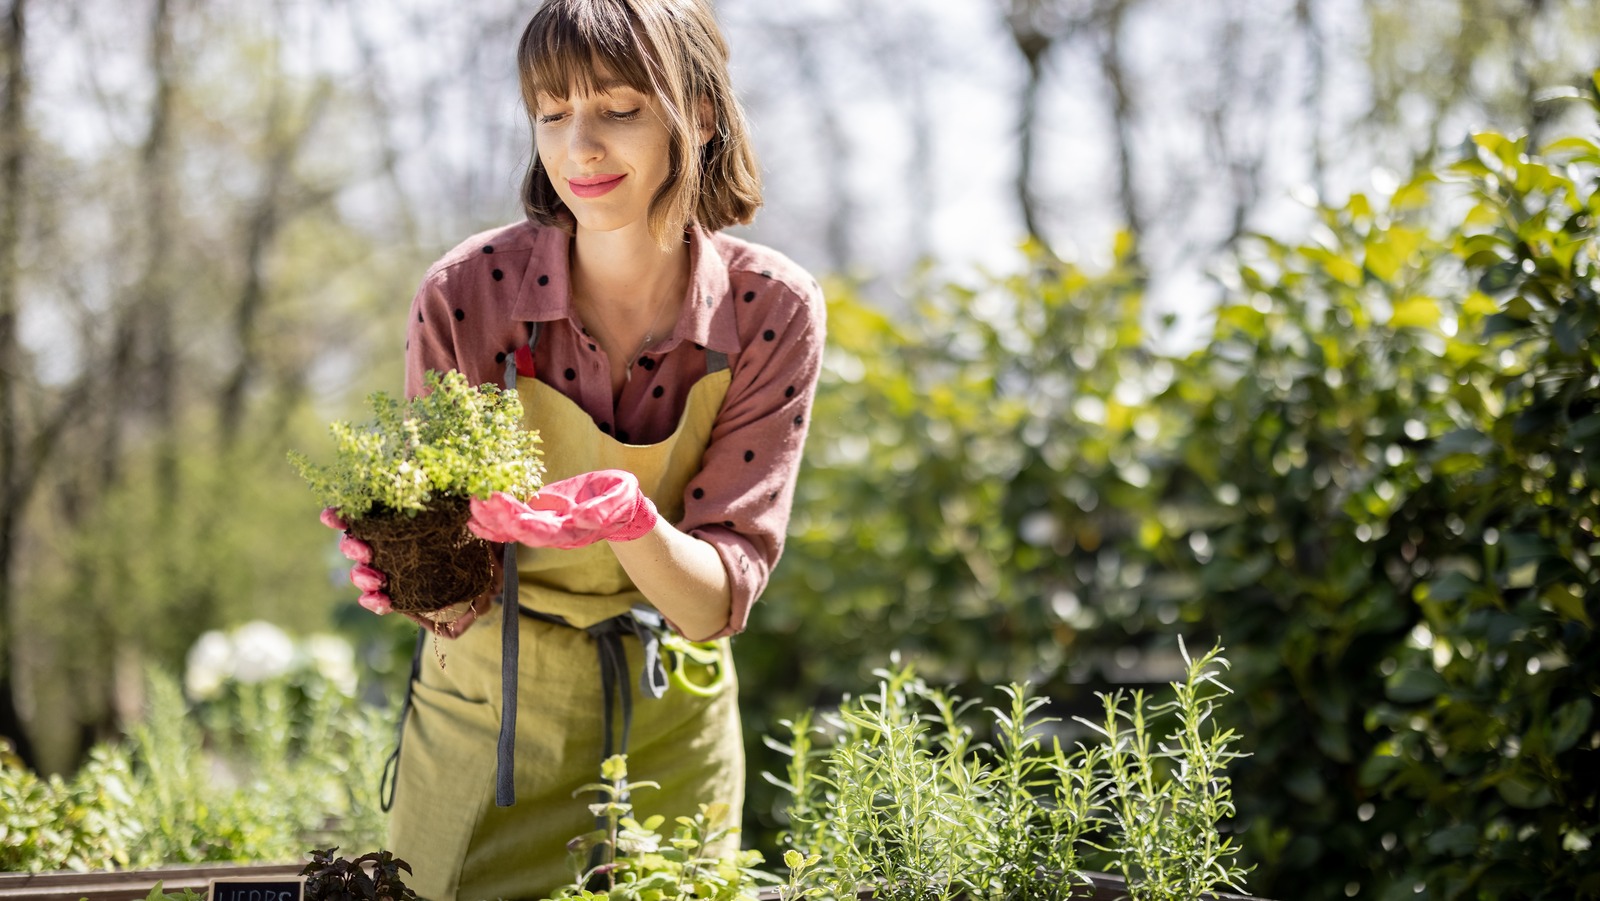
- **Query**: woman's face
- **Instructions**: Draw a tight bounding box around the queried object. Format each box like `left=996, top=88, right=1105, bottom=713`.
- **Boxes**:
left=534, top=73, right=675, bottom=237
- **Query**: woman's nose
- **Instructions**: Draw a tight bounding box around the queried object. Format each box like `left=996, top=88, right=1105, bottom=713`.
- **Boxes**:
left=569, top=113, right=604, bottom=162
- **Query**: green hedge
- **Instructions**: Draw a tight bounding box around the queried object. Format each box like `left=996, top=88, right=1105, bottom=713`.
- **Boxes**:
left=738, top=78, right=1600, bottom=900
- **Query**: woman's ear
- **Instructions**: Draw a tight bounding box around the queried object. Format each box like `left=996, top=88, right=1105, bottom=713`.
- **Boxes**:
left=696, top=94, right=715, bottom=145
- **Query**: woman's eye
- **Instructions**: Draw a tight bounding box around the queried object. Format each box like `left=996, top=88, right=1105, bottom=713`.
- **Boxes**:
left=537, top=112, right=567, bottom=125
left=607, top=108, right=641, bottom=120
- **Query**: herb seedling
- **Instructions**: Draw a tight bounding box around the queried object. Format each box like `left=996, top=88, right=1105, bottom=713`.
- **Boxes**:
left=290, top=370, right=542, bottom=646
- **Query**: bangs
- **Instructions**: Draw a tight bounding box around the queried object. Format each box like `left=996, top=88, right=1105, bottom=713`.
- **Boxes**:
left=520, top=1, right=663, bottom=103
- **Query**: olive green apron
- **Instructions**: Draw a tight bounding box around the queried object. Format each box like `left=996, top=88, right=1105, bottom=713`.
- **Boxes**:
left=386, top=328, right=744, bottom=901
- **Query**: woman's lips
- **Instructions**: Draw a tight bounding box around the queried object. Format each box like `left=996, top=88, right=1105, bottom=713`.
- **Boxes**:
left=568, top=174, right=625, bottom=198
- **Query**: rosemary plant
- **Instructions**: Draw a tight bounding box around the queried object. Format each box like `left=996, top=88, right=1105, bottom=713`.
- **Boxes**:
left=1081, top=640, right=1250, bottom=901
left=769, top=641, right=1252, bottom=901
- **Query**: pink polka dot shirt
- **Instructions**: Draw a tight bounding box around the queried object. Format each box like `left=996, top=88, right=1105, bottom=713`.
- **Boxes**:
left=405, top=219, right=825, bottom=638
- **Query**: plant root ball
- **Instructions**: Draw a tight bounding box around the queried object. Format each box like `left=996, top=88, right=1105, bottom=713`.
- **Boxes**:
left=346, top=496, right=497, bottom=614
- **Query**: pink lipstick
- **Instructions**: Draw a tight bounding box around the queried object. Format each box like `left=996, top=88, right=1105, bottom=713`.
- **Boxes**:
left=569, top=174, right=625, bottom=198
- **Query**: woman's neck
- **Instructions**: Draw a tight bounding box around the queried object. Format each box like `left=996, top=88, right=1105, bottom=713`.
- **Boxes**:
left=569, top=220, right=691, bottom=319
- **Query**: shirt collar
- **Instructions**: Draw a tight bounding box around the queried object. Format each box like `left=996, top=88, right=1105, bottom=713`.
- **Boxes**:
left=509, top=222, right=739, bottom=355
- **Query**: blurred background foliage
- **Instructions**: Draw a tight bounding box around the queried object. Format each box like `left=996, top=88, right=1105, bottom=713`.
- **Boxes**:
left=744, top=104, right=1600, bottom=899
left=2, top=1, right=1598, bottom=899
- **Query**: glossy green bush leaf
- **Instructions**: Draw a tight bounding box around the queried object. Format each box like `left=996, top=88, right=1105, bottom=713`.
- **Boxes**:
left=1385, top=668, right=1448, bottom=703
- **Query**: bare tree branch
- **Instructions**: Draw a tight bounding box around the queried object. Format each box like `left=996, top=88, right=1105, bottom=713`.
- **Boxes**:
left=0, top=0, right=30, bottom=762
left=1093, top=0, right=1143, bottom=271
left=1001, top=0, right=1060, bottom=255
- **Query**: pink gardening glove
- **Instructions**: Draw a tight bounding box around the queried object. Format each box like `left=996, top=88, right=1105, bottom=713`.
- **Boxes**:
left=321, top=507, right=394, bottom=614
left=468, top=469, right=659, bottom=549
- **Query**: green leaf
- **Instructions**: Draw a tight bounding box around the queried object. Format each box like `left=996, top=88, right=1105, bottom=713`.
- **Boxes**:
left=1542, top=583, right=1592, bottom=626
left=1502, top=532, right=1558, bottom=565
left=1385, top=667, right=1448, bottom=704
left=1359, top=750, right=1403, bottom=788
left=1477, top=261, right=1521, bottom=295
left=1389, top=295, right=1441, bottom=330
left=1424, top=824, right=1480, bottom=857
left=1548, top=699, right=1595, bottom=754
left=1390, top=173, right=1435, bottom=210
left=1495, top=771, right=1555, bottom=809
left=1552, top=308, right=1594, bottom=356
left=1570, top=413, right=1600, bottom=443
left=1421, top=572, right=1479, bottom=603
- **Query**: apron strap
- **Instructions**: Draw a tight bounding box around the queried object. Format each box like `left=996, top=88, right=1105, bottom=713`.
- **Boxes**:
left=495, top=321, right=540, bottom=807
left=378, top=628, right=427, bottom=812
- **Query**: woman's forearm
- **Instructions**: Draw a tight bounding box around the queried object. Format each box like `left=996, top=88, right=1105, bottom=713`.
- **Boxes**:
left=609, top=521, right=732, bottom=641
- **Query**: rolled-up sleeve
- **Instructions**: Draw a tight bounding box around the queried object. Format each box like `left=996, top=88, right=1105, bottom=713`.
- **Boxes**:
left=680, top=276, right=825, bottom=638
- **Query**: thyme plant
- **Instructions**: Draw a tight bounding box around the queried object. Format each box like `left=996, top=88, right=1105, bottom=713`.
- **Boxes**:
left=289, top=369, right=543, bottom=519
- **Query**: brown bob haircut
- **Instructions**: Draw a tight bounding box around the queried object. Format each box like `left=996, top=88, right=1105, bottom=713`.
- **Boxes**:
left=517, top=0, right=763, bottom=249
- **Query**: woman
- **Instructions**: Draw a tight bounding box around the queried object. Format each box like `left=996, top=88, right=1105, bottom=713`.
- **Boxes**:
left=329, top=1, right=824, bottom=897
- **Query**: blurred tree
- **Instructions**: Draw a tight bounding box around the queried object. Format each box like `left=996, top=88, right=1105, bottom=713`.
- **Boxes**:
left=0, top=0, right=463, bottom=773
left=0, top=0, right=33, bottom=764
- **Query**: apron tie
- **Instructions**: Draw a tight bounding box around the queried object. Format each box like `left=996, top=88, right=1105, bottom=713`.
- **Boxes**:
left=379, top=630, right=427, bottom=812
left=494, top=605, right=669, bottom=807
left=516, top=609, right=669, bottom=753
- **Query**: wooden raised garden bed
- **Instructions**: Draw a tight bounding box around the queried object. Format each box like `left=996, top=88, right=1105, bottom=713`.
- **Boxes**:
left=0, top=862, right=304, bottom=901
left=0, top=864, right=1269, bottom=901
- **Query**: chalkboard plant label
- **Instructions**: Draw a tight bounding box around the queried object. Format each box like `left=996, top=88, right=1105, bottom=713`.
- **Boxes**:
left=290, top=369, right=543, bottom=626
left=206, top=875, right=306, bottom=901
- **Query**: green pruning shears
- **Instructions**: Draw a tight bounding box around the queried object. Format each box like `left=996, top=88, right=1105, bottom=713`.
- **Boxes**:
left=660, top=633, right=728, bottom=697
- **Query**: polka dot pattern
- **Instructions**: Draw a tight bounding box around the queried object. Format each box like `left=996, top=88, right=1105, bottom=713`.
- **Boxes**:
left=404, top=220, right=825, bottom=642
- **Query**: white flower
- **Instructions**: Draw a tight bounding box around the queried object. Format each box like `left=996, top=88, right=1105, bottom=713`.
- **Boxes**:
left=184, top=630, right=234, bottom=701
left=230, top=621, right=296, bottom=684
left=304, top=633, right=358, bottom=696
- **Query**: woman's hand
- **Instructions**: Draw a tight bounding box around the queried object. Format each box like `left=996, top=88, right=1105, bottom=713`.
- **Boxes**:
left=322, top=507, right=395, bottom=613
left=468, top=470, right=658, bottom=549
left=320, top=507, right=499, bottom=638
